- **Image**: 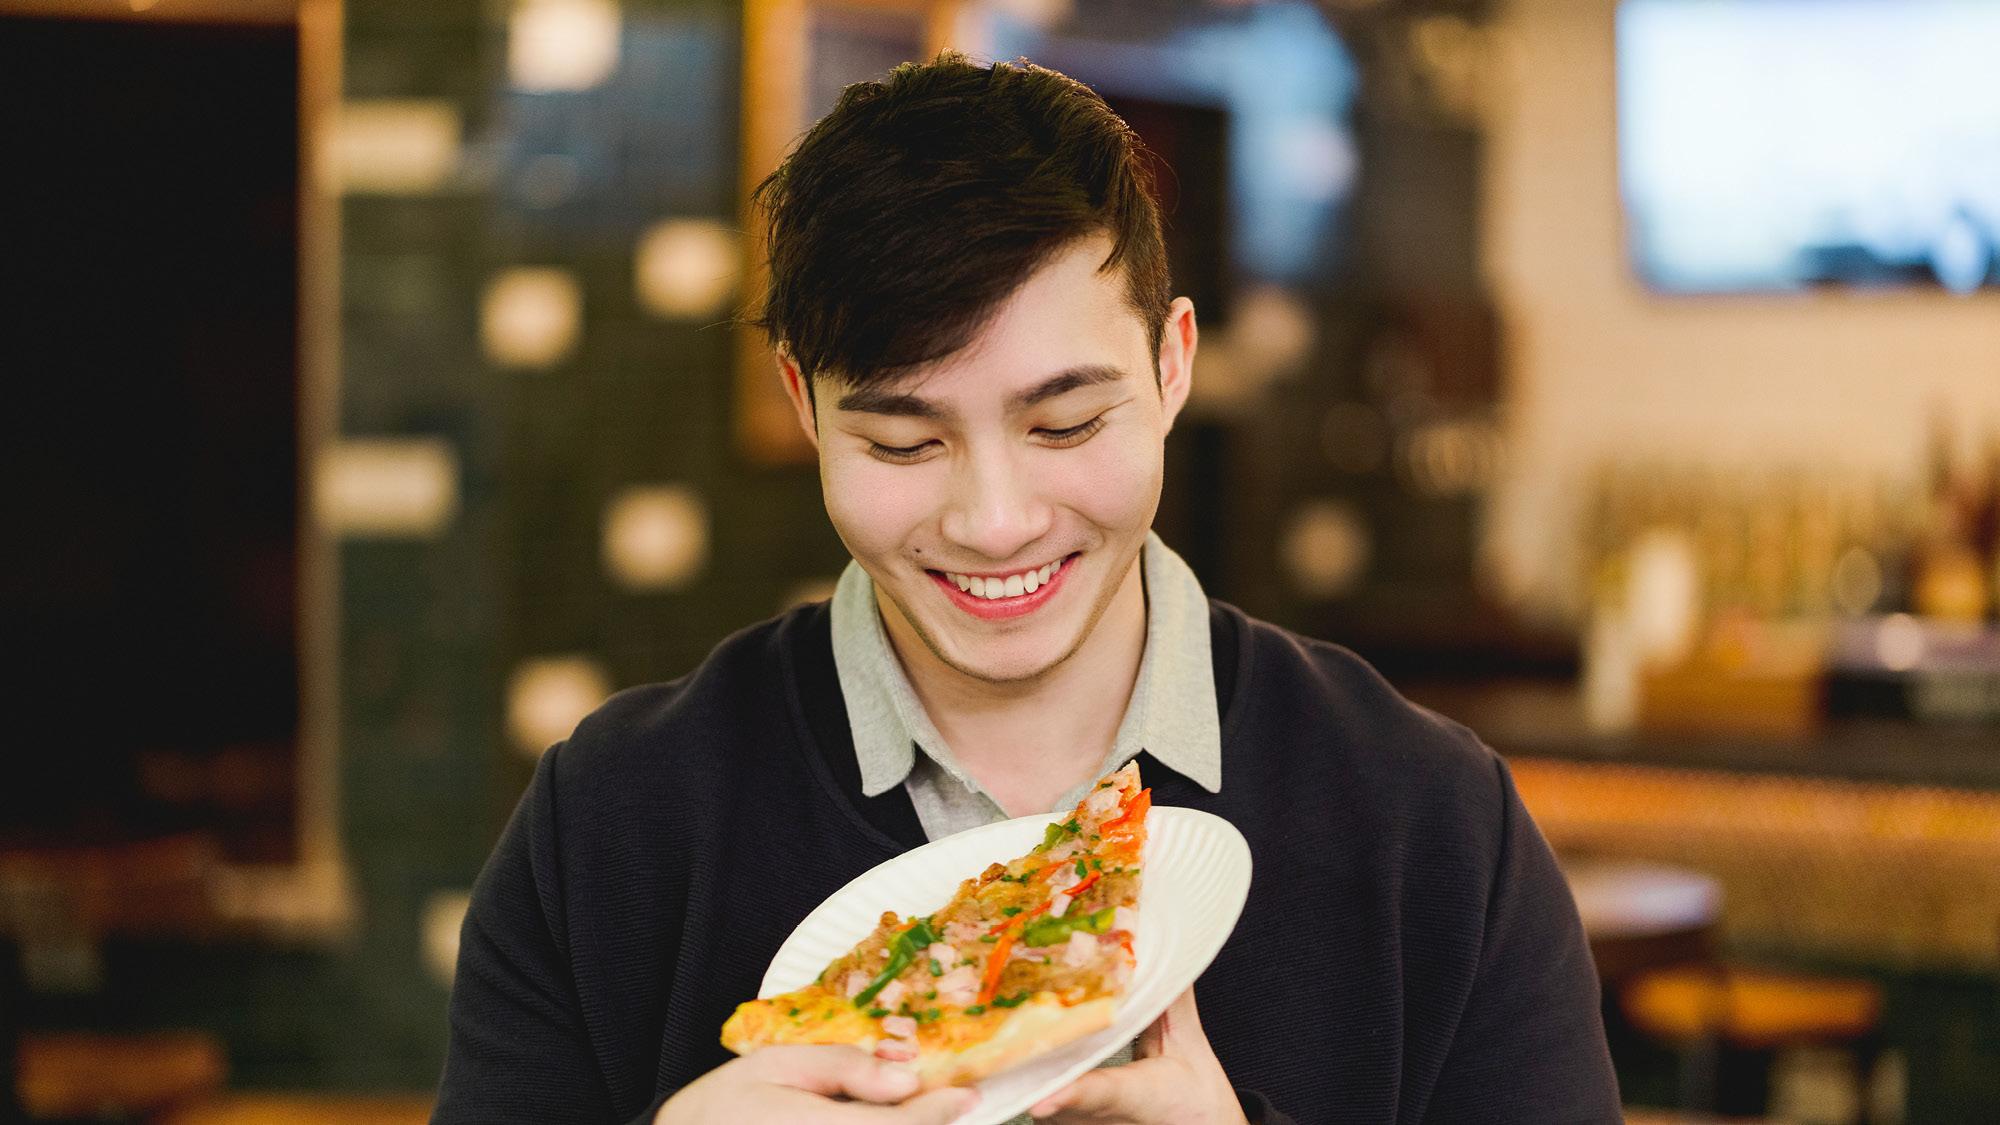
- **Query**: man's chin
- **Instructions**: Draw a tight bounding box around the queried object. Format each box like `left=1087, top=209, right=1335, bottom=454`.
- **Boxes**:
left=881, top=580, right=1093, bottom=687
left=926, top=626, right=1079, bottom=686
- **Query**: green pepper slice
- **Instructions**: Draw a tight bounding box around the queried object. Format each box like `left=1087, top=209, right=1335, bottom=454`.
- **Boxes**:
left=1019, top=906, right=1117, bottom=948
left=853, top=918, right=940, bottom=1008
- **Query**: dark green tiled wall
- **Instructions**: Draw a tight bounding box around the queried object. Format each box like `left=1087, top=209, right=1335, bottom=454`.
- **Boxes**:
left=63, top=0, right=826, bottom=1093
left=328, top=0, right=812, bottom=1088
left=320, top=0, right=845, bottom=1089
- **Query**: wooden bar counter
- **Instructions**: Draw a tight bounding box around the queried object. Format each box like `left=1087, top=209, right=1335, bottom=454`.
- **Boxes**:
left=1410, top=682, right=2000, bottom=973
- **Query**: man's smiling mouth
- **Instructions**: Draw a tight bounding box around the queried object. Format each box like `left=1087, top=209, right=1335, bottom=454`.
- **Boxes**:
left=924, top=552, right=1081, bottom=615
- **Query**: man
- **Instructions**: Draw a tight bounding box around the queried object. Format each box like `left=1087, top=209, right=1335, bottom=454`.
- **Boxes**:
left=435, top=53, right=1619, bottom=1124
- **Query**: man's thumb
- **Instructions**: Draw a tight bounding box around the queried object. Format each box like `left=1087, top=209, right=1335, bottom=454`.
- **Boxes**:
left=754, top=1043, right=923, bottom=1103
left=893, top=1085, right=980, bottom=1124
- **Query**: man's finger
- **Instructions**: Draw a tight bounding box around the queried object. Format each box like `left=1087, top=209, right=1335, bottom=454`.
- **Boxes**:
left=1134, top=986, right=1200, bottom=1060
left=885, top=1085, right=979, bottom=1124
left=1029, top=1065, right=1166, bottom=1120
left=801, top=1083, right=978, bottom=1125
left=749, top=1043, right=922, bottom=1103
left=1028, top=1083, right=1076, bottom=1118
left=1134, top=1013, right=1165, bottom=1060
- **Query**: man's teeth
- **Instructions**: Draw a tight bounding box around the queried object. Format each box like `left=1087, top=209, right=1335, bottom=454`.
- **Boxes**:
left=947, top=559, right=1062, bottom=599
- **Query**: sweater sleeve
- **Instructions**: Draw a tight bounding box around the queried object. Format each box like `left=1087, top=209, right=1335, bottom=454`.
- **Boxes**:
left=1236, top=1086, right=1299, bottom=1125
left=435, top=743, right=633, bottom=1124
left=1420, top=756, right=1622, bottom=1124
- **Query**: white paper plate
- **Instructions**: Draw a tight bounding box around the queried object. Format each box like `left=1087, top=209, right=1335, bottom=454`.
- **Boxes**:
left=758, top=806, right=1252, bottom=1125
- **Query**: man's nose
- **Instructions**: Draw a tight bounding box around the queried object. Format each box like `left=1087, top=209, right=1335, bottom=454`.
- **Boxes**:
left=939, top=446, right=1053, bottom=562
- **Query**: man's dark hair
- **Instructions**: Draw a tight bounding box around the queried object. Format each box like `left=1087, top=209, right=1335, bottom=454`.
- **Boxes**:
left=750, top=51, right=1171, bottom=399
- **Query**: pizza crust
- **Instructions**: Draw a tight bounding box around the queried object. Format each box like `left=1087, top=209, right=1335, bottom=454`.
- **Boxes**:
left=722, top=993, right=1118, bottom=1090
left=910, top=994, right=1117, bottom=1089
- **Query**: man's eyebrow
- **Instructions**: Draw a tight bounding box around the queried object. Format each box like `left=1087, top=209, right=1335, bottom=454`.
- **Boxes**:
left=1011, top=364, right=1127, bottom=409
left=833, top=364, right=1129, bottom=418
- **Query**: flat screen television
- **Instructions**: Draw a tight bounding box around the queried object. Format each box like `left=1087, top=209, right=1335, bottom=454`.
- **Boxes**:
left=1617, top=0, right=2000, bottom=294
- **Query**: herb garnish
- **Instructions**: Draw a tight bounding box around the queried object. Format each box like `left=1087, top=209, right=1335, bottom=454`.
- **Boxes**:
left=853, top=918, right=940, bottom=1008
left=1037, top=819, right=1083, bottom=851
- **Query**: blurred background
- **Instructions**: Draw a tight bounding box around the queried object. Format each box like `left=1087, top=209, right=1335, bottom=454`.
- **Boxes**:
left=2, top=0, right=1997, bottom=1121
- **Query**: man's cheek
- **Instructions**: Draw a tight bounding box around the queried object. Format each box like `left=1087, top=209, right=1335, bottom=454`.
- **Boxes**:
left=1061, top=439, right=1160, bottom=527
left=825, top=463, right=924, bottom=547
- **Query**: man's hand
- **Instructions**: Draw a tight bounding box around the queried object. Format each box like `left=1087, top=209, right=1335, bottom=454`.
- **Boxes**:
left=1028, top=988, right=1247, bottom=1125
left=655, top=1045, right=977, bottom=1124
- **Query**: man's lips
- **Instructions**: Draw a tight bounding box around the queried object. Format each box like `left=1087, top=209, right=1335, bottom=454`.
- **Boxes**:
left=925, top=552, right=1079, bottom=621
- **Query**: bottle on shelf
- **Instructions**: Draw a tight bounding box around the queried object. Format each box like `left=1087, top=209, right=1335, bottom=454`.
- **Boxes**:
left=1910, top=414, right=1990, bottom=624
left=1979, top=432, right=2000, bottom=622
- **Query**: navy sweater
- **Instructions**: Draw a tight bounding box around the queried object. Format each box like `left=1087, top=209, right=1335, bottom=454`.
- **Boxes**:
left=434, top=599, right=1620, bottom=1123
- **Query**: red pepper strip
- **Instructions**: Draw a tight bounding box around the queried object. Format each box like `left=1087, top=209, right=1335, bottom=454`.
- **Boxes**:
left=1038, top=857, right=1099, bottom=884
left=1100, top=788, right=1151, bottom=836
left=1062, top=870, right=1102, bottom=899
left=988, top=899, right=1050, bottom=937
left=977, top=931, right=1014, bottom=1006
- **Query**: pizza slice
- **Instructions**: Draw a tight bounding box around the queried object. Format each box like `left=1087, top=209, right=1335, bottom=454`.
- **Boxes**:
left=721, top=762, right=1151, bottom=1088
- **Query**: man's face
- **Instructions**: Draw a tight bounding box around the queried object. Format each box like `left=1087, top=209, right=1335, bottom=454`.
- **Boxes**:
left=784, top=234, right=1196, bottom=685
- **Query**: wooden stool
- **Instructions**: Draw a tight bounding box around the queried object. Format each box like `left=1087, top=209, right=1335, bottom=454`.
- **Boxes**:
left=1565, top=861, right=1723, bottom=982
left=1621, top=965, right=1884, bottom=1121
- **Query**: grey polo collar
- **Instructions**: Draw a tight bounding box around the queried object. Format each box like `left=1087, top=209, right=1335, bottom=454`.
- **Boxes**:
left=830, top=531, right=1224, bottom=805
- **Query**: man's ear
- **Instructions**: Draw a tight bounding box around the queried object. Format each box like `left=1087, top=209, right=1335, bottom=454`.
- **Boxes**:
left=1156, top=297, right=1197, bottom=433
left=775, top=344, right=821, bottom=452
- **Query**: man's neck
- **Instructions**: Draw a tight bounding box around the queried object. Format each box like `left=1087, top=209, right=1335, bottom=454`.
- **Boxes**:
left=880, top=554, right=1148, bottom=818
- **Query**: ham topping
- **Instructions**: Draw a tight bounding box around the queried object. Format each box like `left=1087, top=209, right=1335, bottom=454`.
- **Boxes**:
left=935, top=965, right=979, bottom=994
left=1107, top=951, right=1134, bottom=988
left=1062, top=930, right=1097, bottom=968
